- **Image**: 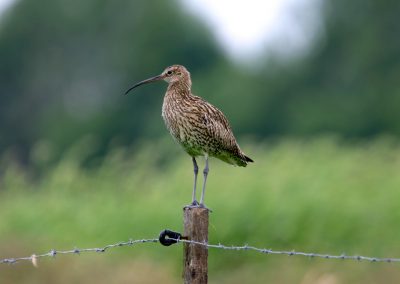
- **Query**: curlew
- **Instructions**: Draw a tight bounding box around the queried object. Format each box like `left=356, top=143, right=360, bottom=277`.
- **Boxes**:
left=125, top=65, right=253, bottom=208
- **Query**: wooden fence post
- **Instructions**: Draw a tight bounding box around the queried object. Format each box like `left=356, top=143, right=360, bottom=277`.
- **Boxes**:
left=183, top=207, right=209, bottom=284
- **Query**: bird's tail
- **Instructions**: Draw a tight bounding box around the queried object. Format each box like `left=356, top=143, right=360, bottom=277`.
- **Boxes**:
left=244, top=155, right=254, bottom=163
left=236, top=153, right=253, bottom=167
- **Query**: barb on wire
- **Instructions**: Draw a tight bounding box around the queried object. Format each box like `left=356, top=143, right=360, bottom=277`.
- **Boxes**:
left=172, top=238, right=400, bottom=263
left=0, top=238, right=158, bottom=266
left=1, top=234, right=400, bottom=266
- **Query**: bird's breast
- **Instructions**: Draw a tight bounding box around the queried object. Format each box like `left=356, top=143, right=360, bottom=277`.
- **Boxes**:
left=162, top=97, right=184, bottom=140
left=161, top=97, right=206, bottom=156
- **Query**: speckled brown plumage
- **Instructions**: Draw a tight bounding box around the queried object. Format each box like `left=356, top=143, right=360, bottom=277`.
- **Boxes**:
left=125, top=65, right=253, bottom=208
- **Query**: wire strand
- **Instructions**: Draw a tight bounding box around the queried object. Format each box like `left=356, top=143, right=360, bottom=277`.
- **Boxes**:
left=1, top=236, right=400, bottom=265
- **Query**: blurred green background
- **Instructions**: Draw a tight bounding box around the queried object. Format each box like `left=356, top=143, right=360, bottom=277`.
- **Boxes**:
left=1, top=0, right=400, bottom=283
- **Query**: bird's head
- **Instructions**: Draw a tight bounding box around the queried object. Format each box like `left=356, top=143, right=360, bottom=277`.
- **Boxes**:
left=162, top=65, right=191, bottom=84
left=125, top=65, right=191, bottom=95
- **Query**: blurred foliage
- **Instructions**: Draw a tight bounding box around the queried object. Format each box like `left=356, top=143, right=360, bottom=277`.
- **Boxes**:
left=268, top=0, right=400, bottom=137
left=0, top=0, right=226, bottom=164
left=0, top=0, right=400, bottom=165
left=2, top=137, right=400, bottom=283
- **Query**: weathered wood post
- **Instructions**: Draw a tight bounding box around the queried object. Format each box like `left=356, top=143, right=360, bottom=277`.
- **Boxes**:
left=183, top=207, right=209, bottom=284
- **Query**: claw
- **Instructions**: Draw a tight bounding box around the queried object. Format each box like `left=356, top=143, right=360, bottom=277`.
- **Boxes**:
left=183, top=200, right=199, bottom=209
left=199, top=203, right=212, bottom=212
left=183, top=202, right=212, bottom=212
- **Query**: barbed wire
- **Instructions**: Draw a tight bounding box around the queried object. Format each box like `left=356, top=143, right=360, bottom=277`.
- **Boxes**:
left=0, top=238, right=158, bottom=266
left=174, top=238, right=400, bottom=263
left=1, top=234, right=400, bottom=266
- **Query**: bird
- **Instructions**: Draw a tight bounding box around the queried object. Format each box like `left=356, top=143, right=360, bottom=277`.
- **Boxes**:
left=125, top=65, right=253, bottom=209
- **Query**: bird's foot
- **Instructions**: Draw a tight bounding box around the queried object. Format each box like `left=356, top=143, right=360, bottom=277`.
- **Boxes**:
left=184, top=200, right=200, bottom=209
left=183, top=201, right=212, bottom=212
left=199, top=203, right=212, bottom=212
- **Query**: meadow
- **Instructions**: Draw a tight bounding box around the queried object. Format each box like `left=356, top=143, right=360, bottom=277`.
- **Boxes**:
left=1, top=136, right=400, bottom=283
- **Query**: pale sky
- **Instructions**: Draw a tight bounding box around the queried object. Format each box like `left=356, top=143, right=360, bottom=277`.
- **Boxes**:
left=0, top=0, right=322, bottom=61
left=183, top=0, right=322, bottom=61
left=0, top=0, right=12, bottom=13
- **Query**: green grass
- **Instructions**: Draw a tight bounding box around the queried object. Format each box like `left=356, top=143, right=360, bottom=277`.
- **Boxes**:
left=1, top=136, right=400, bottom=283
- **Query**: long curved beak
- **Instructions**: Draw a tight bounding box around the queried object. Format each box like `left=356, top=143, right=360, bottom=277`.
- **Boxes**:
left=125, top=74, right=164, bottom=95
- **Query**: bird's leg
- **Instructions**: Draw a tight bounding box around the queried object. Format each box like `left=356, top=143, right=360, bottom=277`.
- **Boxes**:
left=199, top=155, right=209, bottom=207
left=191, top=157, right=199, bottom=206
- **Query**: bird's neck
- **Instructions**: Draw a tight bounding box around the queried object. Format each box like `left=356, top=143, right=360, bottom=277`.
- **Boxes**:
left=166, top=81, right=192, bottom=98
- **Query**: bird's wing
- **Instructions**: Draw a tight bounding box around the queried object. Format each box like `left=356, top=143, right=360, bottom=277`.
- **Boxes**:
left=189, top=96, right=239, bottom=151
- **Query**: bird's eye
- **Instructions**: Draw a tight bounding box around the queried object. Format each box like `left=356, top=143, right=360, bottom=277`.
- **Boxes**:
left=167, top=70, right=173, bottom=76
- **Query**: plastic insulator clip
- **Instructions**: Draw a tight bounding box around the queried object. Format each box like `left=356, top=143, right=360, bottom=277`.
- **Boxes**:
left=159, top=229, right=182, bottom=246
